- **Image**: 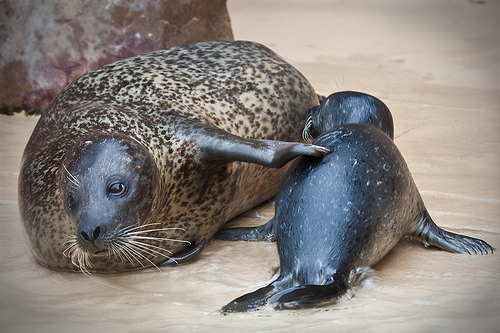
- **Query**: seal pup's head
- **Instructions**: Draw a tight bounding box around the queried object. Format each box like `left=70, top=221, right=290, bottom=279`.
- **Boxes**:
left=303, top=91, right=394, bottom=141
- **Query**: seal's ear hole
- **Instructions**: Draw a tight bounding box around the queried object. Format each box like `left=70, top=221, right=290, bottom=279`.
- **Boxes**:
left=134, top=158, right=143, bottom=167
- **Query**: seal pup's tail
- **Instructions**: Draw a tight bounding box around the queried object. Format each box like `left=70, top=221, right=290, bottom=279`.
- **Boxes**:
left=221, top=273, right=359, bottom=313
left=265, top=267, right=376, bottom=311
left=267, top=279, right=349, bottom=310
left=221, top=280, right=280, bottom=313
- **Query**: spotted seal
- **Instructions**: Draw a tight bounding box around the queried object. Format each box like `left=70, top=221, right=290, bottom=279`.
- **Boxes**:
left=18, top=40, right=329, bottom=273
left=217, top=95, right=494, bottom=312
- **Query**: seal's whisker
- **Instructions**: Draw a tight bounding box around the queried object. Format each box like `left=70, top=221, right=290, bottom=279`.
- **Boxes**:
left=126, top=241, right=161, bottom=258
left=62, top=235, right=78, bottom=246
left=126, top=228, right=187, bottom=236
left=302, top=115, right=314, bottom=142
left=119, top=222, right=163, bottom=233
left=117, top=224, right=138, bottom=234
left=115, top=224, right=186, bottom=241
left=108, top=242, right=124, bottom=262
left=113, top=240, right=139, bottom=265
left=63, top=164, right=81, bottom=188
left=63, top=243, right=78, bottom=254
left=74, top=248, right=92, bottom=275
left=62, top=230, right=185, bottom=272
left=113, top=240, right=138, bottom=265
left=129, top=235, right=191, bottom=244
left=62, top=237, right=78, bottom=257
left=64, top=247, right=77, bottom=262
left=62, top=235, right=93, bottom=274
left=114, top=240, right=146, bottom=267
left=107, top=242, right=124, bottom=262
left=119, top=241, right=162, bottom=272
left=114, top=248, right=131, bottom=264
left=127, top=239, right=174, bottom=257
left=126, top=244, right=164, bottom=272
left=128, top=222, right=183, bottom=230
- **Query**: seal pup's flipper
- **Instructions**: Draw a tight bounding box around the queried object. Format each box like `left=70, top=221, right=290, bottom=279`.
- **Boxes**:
left=159, top=239, right=207, bottom=266
left=221, top=278, right=349, bottom=313
left=222, top=281, right=279, bottom=313
left=215, top=218, right=276, bottom=242
left=408, top=211, right=495, bottom=255
left=195, top=126, right=330, bottom=168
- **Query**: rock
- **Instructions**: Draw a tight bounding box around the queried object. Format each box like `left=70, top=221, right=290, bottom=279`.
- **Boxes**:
left=0, top=0, right=233, bottom=113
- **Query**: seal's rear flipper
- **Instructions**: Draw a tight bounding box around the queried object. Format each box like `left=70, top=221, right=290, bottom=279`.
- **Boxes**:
left=221, top=282, right=278, bottom=313
left=269, top=280, right=349, bottom=310
left=159, top=239, right=207, bottom=266
left=408, top=211, right=495, bottom=255
left=215, top=218, right=276, bottom=242
left=222, top=277, right=349, bottom=313
left=195, top=125, right=329, bottom=168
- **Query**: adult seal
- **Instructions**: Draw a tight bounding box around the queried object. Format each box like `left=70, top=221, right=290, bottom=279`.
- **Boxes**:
left=217, top=94, right=495, bottom=312
left=18, top=40, right=328, bottom=273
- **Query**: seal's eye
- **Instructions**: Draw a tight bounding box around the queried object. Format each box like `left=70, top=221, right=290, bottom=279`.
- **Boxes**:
left=67, top=192, right=76, bottom=209
left=108, top=182, right=126, bottom=196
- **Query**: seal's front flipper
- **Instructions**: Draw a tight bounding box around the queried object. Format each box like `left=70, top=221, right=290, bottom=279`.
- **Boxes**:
left=159, top=239, right=207, bottom=266
left=408, top=211, right=495, bottom=255
left=269, top=279, right=349, bottom=310
left=215, top=218, right=276, bottom=242
left=196, top=126, right=329, bottom=168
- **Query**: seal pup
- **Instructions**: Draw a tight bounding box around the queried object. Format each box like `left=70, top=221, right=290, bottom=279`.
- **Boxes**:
left=216, top=90, right=394, bottom=242
left=18, top=40, right=329, bottom=273
left=217, top=95, right=495, bottom=313
left=221, top=125, right=495, bottom=313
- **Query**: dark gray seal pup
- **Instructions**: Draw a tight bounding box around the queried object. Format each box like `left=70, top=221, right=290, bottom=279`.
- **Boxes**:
left=217, top=98, right=494, bottom=313
left=18, top=40, right=329, bottom=273
left=303, top=91, right=394, bottom=141
left=216, top=90, right=395, bottom=242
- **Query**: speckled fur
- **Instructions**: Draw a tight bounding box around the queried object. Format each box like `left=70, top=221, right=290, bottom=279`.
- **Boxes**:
left=19, top=41, right=319, bottom=272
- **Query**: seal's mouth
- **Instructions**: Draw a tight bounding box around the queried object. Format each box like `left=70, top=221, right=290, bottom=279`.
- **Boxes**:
left=62, top=223, right=191, bottom=274
left=92, top=249, right=109, bottom=257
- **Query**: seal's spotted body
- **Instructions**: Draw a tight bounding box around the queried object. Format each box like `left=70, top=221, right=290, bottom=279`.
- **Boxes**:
left=19, top=41, right=325, bottom=273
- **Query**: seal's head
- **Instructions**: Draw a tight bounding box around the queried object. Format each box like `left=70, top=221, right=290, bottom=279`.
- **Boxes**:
left=60, top=136, right=165, bottom=272
left=303, top=91, right=394, bottom=141
left=20, top=131, right=194, bottom=273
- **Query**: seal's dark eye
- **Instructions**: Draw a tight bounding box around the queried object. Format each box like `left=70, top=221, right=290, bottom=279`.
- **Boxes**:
left=67, top=192, right=76, bottom=209
left=108, top=182, right=126, bottom=196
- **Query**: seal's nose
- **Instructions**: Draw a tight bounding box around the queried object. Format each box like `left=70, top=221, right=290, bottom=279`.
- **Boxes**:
left=78, top=225, right=105, bottom=245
